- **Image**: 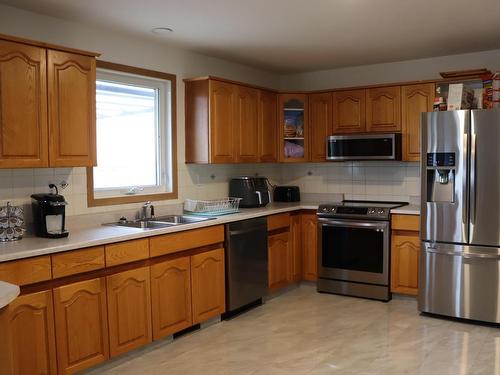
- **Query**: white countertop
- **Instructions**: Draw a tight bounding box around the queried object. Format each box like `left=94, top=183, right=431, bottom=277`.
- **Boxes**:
left=0, top=201, right=419, bottom=263
left=391, top=204, right=420, bottom=215
left=0, top=281, right=20, bottom=309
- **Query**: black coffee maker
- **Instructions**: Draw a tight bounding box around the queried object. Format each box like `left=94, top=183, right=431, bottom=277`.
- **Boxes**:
left=31, top=184, right=69, bottom=238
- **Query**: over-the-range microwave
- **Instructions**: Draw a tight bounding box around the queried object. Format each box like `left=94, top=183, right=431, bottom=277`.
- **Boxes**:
left=326, top=133, right=402, bottom=161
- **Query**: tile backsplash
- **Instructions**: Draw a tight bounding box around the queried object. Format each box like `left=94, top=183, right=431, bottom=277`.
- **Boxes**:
left=0, top=161, right=420, bottom=218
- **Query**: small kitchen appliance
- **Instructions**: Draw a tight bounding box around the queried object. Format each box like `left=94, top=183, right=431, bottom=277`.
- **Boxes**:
left=273, top=186, right=300, bottom=202
left=326, top=133, right=402, bottom=161
left=31, top=185, right=69, bottom=238
left=317, top=200, right=407, bottom=301
left=229, top=176, right=271, bottom=208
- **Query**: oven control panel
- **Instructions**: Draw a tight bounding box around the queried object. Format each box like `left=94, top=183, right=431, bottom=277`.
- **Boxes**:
left=317, top=204, right=391, bottom=220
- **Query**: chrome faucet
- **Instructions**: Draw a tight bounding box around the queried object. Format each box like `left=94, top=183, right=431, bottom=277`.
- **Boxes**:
left=141, top=201, right=155, bottom=220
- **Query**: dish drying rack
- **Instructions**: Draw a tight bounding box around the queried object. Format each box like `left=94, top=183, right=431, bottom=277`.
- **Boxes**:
left=184, top=198, right=242, bottom=216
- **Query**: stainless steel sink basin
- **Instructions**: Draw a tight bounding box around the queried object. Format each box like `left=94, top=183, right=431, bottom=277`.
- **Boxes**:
left=104, top=215, right=214, bottom=229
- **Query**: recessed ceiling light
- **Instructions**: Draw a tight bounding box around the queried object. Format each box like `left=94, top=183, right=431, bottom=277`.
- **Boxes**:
left=152, top=27, right=174, bottom=35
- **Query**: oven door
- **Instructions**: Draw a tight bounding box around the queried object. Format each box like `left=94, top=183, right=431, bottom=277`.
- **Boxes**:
left=318, top=219, right=390, bottom=285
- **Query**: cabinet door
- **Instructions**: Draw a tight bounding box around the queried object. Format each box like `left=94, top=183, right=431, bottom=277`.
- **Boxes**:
left=290, top=214, right=302, bottom=282
left=0, top=40, right=48, bottom=168
left=191, top=248, right=225, bottom=324
left=53, top=278, right=109, bottom=374
left=301, top=213, right=318, bottom=281
left=258, top=90, right=278, bottom=162
left=366, top=86, right=401, bottom=132
left=235, top=85, right=259, bottom=163
left=332, top=89, right=366, bottom=134
left=391, top=232, right=420, bottom=295
left=209, top=80, right=236, bottom=163
left=268, top=231, right=290, bottom=292
left=151, top=257, right=192, bottom=340
left=402, top=83, right=434, bottom=161
left=47, top=50, right=96, bottom=167
left=279, top=93, right=309, bottom=162
left=309, top=92, right=332, bottom=161
left=106, top=266, right=152, bottom=357
left=0, top=290, right=57, bottom=375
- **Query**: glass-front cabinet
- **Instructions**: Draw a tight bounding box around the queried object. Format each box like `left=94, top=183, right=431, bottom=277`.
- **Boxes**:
left=278, top=93, right=309, bottom=162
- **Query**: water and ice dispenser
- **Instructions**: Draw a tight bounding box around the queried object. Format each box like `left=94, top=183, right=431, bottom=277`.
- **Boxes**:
left=425, top=152, right=456, bottom=203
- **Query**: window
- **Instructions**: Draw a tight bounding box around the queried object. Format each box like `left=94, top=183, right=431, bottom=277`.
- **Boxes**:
left=87, top=61, right=177, bottom=206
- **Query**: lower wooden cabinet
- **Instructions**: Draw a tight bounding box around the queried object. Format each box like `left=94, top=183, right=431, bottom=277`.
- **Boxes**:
left=191, top=248, right=225, bottom=324
left=106, top=266, right=152, bottom=357
left=0, top=290, right=57, bottom=375
left=151, top=256, right=192, bottom=340
left=391, top=231, right=420, bottom=296
left=301, top=213, right=318, bottom=281
left=53, top=278, right=109, bottom=374
left=290, top=214, right=302, bottom=282
left=268, top=231, right=290, bottom=292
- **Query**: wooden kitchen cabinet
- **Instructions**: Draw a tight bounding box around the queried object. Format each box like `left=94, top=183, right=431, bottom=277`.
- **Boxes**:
left=402, top=83, right=434, bottom=161
left=258, top=90, right=278, bottom=162
left=48, top=50, right=96, bottom=167
left=279, top=93, right=309, bottom=162
left=0, top=290, right=57, bottom=375
left=0, top=40, right=48, bottom=168
left=301, top=213, right=318, bottom=281
left=289, top=214, right=302, bottom=282
left=332, top=89, right=366, bottom=134
left=106, top=266, right=152, bottom=357
left=209, top=79, right=236, bottom=163
left=366, top=86, right=401, bottom=132
left=309, top=92, right=333, bottom=161
left=53, top=278, right=109, bottom=374
left=151, top=256, right=192, bottom=340
left=391, top=214, right=420, bottom=296
left=268, top=231, right=290, bottom=292
left=191, top=248, right=225, bottom=324
left=235, top=85, right=259, bottom=163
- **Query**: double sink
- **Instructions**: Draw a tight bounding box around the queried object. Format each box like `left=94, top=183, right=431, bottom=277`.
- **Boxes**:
left=105, top=215, right=215, bottom=230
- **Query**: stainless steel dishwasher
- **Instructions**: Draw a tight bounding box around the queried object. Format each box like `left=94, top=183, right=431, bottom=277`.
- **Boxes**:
left=224, top=217, right=268, bottom=317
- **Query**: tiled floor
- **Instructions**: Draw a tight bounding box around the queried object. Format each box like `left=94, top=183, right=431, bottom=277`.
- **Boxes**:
left=87, top=284, right=500, bottom=375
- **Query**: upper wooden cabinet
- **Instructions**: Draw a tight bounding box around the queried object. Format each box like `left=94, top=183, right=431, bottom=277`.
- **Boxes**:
left=258, top=90, right=278, bottom=162
left=0, top=35, right=98, bottom=168
left=0, top=40, right=48, bottom=168
left=366, top=86, right=401, bottom=132
left=47, top=50, right=96, bottom=167
left=332, top=89, right=366, bottom=134
left=279, top=93, right=309, bottom=162
left=185, top=77, right=277, bottom=164
left=401, top=83, right=434, bottom=161
left=309, top=92, right=332, bottom=161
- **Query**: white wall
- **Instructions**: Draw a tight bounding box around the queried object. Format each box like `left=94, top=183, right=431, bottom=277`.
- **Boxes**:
left=279, top=50, right=500, bottom=91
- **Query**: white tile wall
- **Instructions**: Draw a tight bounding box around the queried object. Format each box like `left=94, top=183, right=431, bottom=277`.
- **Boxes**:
left=0, top=161, right=419, bottom=217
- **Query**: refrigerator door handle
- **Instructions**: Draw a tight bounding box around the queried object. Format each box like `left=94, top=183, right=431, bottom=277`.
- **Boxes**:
left=470, top=133, right=477, bottom=227
left=425, top=247, right=500, bottom=260
left=462, top=132, right=468, bottom=226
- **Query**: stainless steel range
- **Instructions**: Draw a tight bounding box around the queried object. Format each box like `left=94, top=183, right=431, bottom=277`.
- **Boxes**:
left=317, top=200, right=407, bottom=301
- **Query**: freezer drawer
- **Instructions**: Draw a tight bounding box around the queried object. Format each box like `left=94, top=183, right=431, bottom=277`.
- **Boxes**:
left=418, top=242, right=500, bottom=323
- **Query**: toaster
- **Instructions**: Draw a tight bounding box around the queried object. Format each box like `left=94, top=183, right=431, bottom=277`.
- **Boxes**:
left=273, top=186, right=300, bottom=202
left=229, top=176, right=271, bottom=208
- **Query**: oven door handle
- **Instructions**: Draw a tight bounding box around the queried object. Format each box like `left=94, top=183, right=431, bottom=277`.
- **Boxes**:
left=318, top=219, right=389, bottom=231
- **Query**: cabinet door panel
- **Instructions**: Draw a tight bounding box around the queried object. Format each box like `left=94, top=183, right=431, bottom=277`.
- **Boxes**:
left=309, top=92, right=332, bottom=161
left=391, top=233, right=420, bottom=295
left=106, top=267, right=152, bottom=357
left=0, top=290, right=57, bottom=375
left=366, top=86, right=401, bottom=132
left=402, top=83, right=434, bottom=161
left=235, top=85, right=259, bottom=162
left=0, top=40, right=48, bottom=168
left=301, top=213, right=318, bottom=281
left=268, top=231, right=290, bottom=292
left=48, top=50, right=96, bottom=167
left=258, top=90, right=278, bottom=162
left=210, top=80, right=235, bottom=163
left=332, top=89, right=366, bottom=134
left=53, top=278, right=109, bottom=374
left=151, top=257, right=192, bottom=340
left=191, top=248, right=225, bottom=324
left=290, top=215, right=302, bottom=282
left=279, top=93, right=309, bottom=162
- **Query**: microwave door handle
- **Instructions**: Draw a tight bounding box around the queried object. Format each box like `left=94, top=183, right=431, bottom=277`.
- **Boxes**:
left=255, top=191, right=262, bottom=204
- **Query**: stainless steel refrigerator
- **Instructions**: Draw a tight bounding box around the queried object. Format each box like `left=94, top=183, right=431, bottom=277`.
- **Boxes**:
left=419, top=109, right=500, bottom=324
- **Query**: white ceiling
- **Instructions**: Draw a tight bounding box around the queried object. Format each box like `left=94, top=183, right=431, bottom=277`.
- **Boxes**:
left=3, top=0, right=500, bottom=73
